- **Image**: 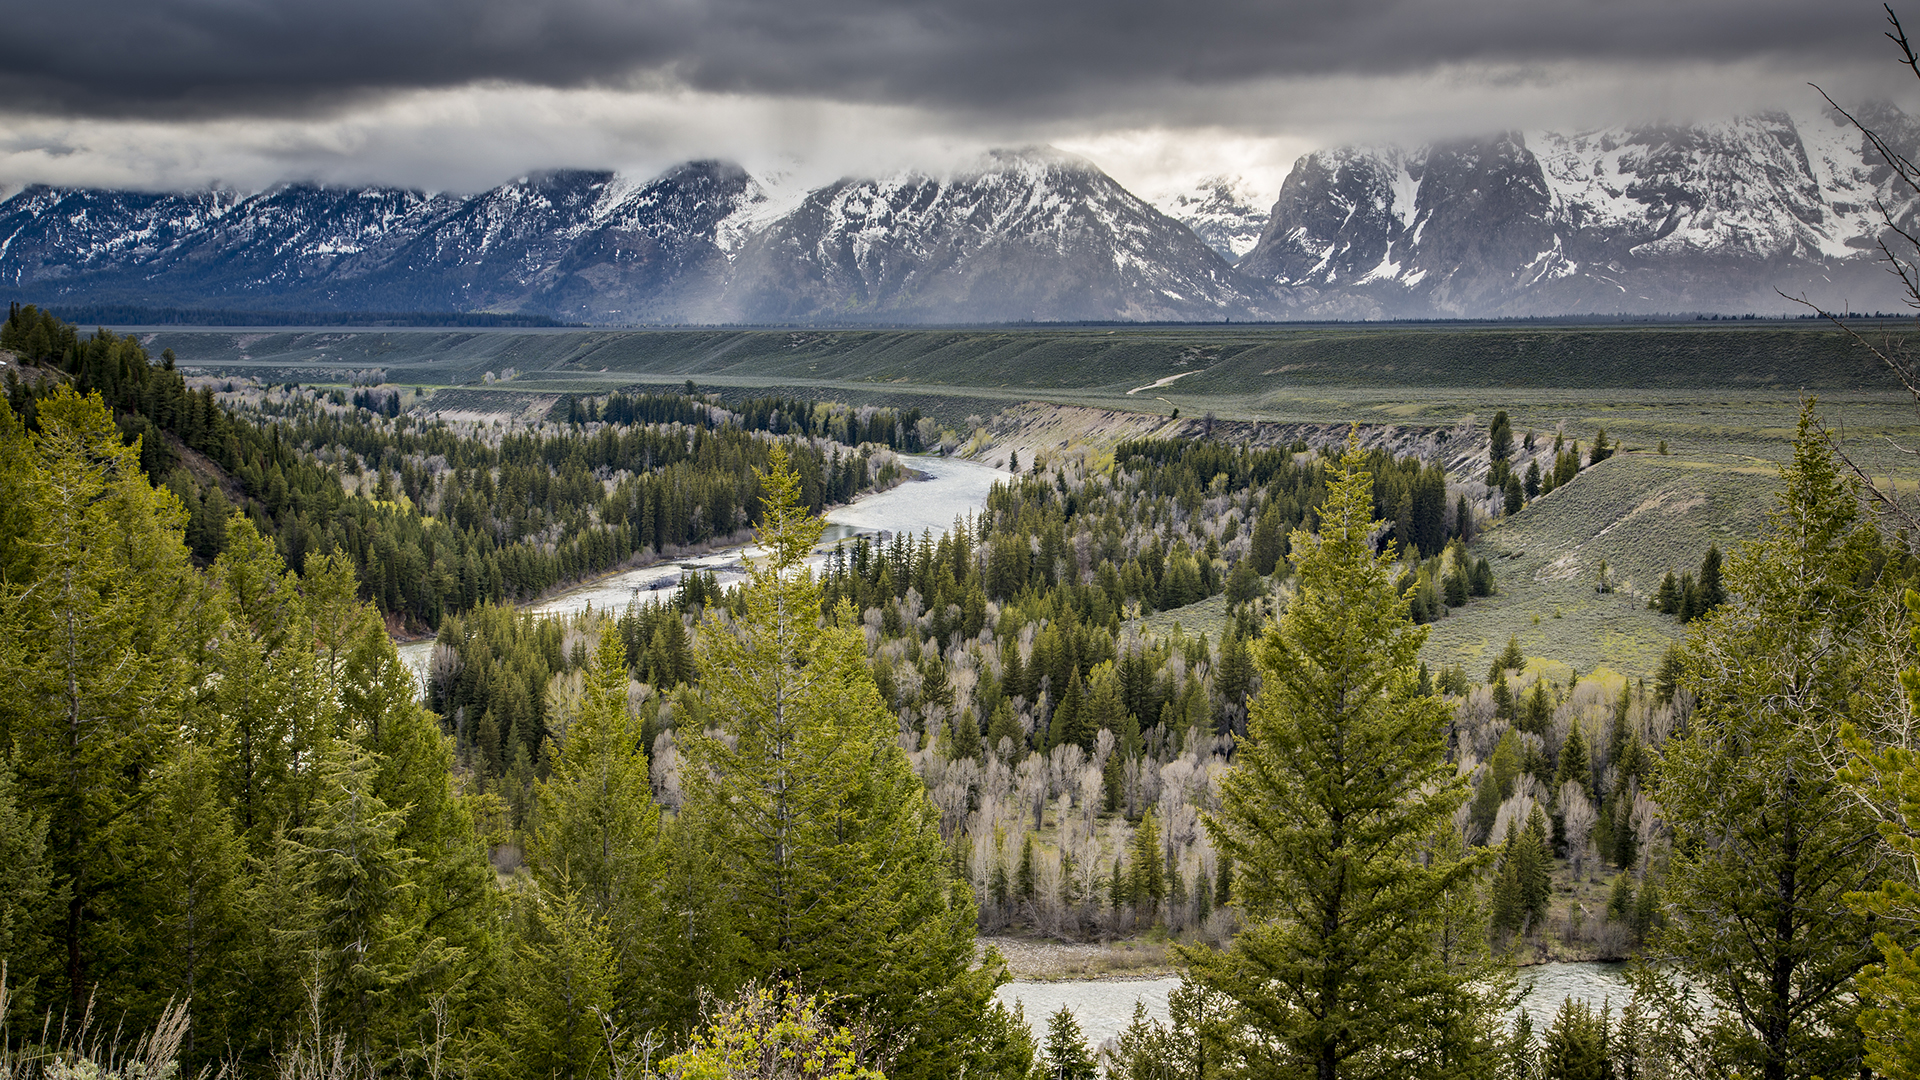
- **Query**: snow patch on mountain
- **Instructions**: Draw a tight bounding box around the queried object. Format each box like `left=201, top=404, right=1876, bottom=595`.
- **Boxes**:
left=1151, top=175, right=1269, bottom=263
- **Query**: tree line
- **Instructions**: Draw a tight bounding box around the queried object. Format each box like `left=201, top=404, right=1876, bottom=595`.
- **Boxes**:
left=2, top=305, right=924, bottom=630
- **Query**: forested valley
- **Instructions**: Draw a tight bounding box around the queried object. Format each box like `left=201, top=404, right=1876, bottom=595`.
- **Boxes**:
left=3, top=306, right=1920, bottom=1080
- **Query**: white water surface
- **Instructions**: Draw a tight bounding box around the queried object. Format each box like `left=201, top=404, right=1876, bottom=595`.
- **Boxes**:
left=996, top=962, right=1633, bottom=1056
left=398, top=455, right=1010, bottom=697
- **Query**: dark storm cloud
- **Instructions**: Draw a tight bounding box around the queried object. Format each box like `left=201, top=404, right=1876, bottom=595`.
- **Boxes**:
left=0, top=0, right=1878, bottom=121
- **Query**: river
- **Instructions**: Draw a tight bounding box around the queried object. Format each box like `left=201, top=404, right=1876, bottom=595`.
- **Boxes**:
left=397, top=454, right=1010, bottom=695
left=995, top=962, right=1633, bottom=1055
left=395, top=453, right=1634, bottom=1050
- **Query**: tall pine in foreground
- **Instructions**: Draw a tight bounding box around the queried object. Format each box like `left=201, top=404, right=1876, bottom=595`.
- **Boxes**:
left=0, top=386, right=207, bottom=1016
left=1641, top=403, right=1894, bottom=1080
left=1185, top=432, right=1502, bottom=1080
left=684, top=445, right=1000, bottom=1080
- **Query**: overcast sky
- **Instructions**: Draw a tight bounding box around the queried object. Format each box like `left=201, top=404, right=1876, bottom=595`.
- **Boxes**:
left=0, top=0, right=1910, bottom=205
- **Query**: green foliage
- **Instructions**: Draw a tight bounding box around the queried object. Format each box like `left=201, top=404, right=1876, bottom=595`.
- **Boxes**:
left=1185, top=433, right=1500, bottom=1079
left=0, top=386, right=204, bottom=1015
left=1839, top=587, right=1920, bottom=1080
left=1648, top=403, right=1891, bottom=1079
left=1489, top=411, right=1513, bottom=463
left=1539, top=997, right=1610, bottom=1080
left=497, top=884, right=621, bottom=1080
left=685, top=446, right=996, bottom=1080
left=661, top=982, right=885, bottom=1080
left=1041, top=1007, right=1097, bottom=1080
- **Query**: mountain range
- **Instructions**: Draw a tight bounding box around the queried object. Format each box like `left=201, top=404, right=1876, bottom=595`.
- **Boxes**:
left=2, top=108, right=1914, bottom=324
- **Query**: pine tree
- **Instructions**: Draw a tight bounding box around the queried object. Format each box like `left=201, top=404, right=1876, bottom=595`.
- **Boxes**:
left=1646, top=404, right=1886, bottom=1080
left=685, top=446, right=995, bottom=1079
left=1652, top=570, right=1679, bottom=615
left=1506, top=1009, right=1538, bottom=1080
left=294, top=740, right=419, bottom=1062
left=1539, top=997, right=1611, bottom=1080
left=1489, top=410, right=1513, bottom=462
left=1696, top=542, right=1726, bottom=613
left=1520, top=678, right=1552, bottom=734
left=1840, top=596, right=1920, bottom=1080
left=1490, top=832, right=1526, bottom=937
left=0, top=387, right=206, bottom=1013
left=533, top=627, right=662, bottom=933
left=1042, top=1006, right=1098, bottom=1080
left=1493, top=669, right=1517, bottom=725
left=1129, top=809, right=1166, bottom=918
left=1185, top=433, right=1497, bottom=1080
left=1519, top=807, right=1554, bottom=929
left=0, top=762, right=54, bottom=1016
left=498, top=885, right=621, bottom=1080
left=1605, top=873, right=1635, bottom=924
left=1555, top=720, right=1590, bottom=796
left=121, top=741, right=248, bottom=1060
left=986, top=699, right=1024, bottom=760
left=210, top=515, right=328, bottom=852
left=1499, top=634, right=1525, bottom=673
left=1249, top=504, right=1286, bottom=577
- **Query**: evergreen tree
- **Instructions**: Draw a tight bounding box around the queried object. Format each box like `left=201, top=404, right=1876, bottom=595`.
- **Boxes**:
left=1129, top=809, right=1166, bottom=917
left=121, top=742, right=248, bottom=1059
left=1489, top=410, right=1513, bottom=462
left=1506, top=1009, right=1538, bottom=1080
left=1248, top=503, right=1289, bottom=582
left=1605, top=873, right=1635, bottom=925
left=1520, top=678, right=1552, bottom=735
left=684, top=446, right=996, bottom=1079
left=1186, top=434, right=1498, bottom=1080
left=1587, top=428, right=1612, bottom=466
left=1042, top=1006, right=1098, bottom=1080
left=210, top=515, right=329, bottom=852
left=1840, top=592, right=1920, bottom=1080
left=1493, top=669, right=1517, bottom=725
left=0, top=764, right=53, bottom=1014
left=1644, top=404, right=1888, bottom=1080
left=1520, top=807, right=1554, bottom=929
left=1555, top=720, right=1590, bottom=795
left=1539, top=997, right=1611, bottom=1080
left=497, top=885, right=621, bottom=1080
left=1490, top=832, right=1526, bottom=938
left=1498, top=634, right=1525, bottom=673
left=293, top=739, right=420, bottom=1063
left=0, top=387, right=207, bottom=1013
left=1696, top=543, right=1726, bottom=613
left=1651, top=570, right=1679, bottom=615
left=531, top=629, right=664, bottom=991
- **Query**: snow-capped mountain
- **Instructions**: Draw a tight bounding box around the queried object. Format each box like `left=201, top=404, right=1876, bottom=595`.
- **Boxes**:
left=0, top=149, right=1257, bottom=323
left=1237, top=109, right=1920, bottom=317
left=2, top=112, right=1916, bottom=323
left=1153, top=176, right=1269, bottom=264
left=0, top=164, right=765, bottom=322
left=720, top=148, right=1261, bottom=323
